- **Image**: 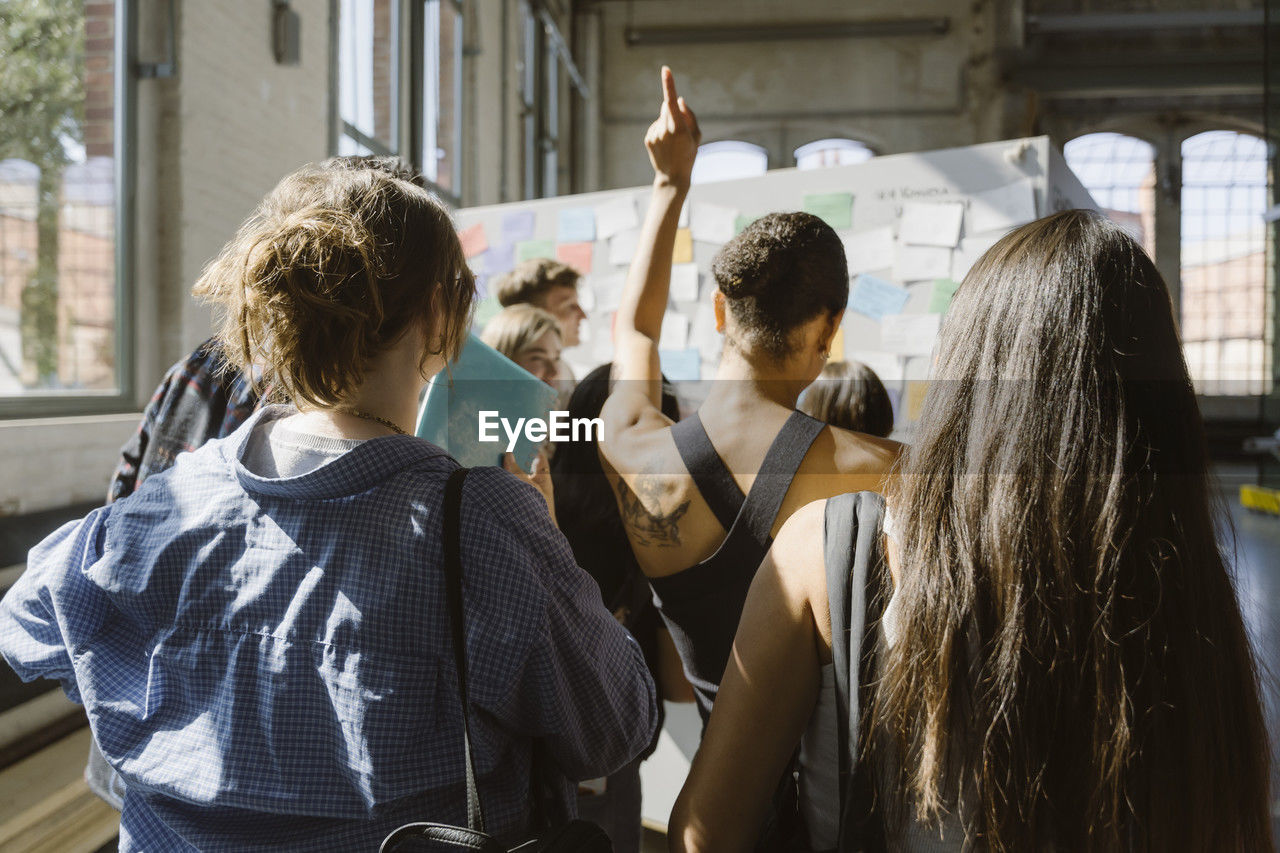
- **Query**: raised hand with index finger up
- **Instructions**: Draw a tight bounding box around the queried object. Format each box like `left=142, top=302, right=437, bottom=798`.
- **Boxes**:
left=644, top=66, right=701, bottom=190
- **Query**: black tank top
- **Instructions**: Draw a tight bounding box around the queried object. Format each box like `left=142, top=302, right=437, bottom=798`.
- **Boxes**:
left=649, top=409, right=827, bottom=723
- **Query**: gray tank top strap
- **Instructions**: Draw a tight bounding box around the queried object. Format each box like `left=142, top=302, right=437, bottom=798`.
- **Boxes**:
left=823, top=491, right=888, bottom=851
left=670, top=412, right=745, bottom=533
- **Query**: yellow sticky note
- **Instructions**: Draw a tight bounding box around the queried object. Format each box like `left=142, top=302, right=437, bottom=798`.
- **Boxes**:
left=828, top=327, right=845, bottom=362
left=673, top=228, right=693, bottom=264
left=906, top=380, right=930, bottom=421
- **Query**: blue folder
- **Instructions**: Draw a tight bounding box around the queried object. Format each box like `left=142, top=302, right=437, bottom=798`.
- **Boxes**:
left=416, top=332, right=560, bottom=471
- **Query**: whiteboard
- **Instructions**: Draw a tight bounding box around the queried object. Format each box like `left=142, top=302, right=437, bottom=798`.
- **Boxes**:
left=455, top=136, right=1097, bottom=431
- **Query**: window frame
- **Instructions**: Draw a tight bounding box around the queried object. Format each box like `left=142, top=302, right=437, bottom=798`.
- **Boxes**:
left=0, top=0, right=137, bottom=419
left=1062, top=124, right=1277, bottom=402
left=330, top=0, right=464, bottom=207
left=334, top=0, right=402, bottom=158
left=793, top=137, right=877, bottom=170
left=690, top=140, right=770, bottom=185
left=519, top=2, right=588, bottom=200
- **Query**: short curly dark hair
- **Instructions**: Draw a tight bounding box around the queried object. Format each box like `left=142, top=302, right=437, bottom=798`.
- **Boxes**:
left=711, top=212, right=848, bottom=358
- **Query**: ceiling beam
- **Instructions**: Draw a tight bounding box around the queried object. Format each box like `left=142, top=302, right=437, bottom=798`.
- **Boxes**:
left=623, top=18, right=949, bottom=47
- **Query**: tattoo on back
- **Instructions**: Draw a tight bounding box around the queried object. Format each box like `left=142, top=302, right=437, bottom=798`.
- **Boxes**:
left=616, top=476, right=690, bottom=547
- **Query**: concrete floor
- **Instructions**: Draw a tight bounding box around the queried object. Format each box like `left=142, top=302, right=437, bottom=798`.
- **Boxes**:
left=1220, top=470, right=1280, bottom=845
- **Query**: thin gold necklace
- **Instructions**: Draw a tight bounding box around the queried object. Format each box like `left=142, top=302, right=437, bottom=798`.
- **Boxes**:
left=338, top=408, right=407, bottom=436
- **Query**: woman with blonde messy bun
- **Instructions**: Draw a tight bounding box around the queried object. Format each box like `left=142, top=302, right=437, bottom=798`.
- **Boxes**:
left=0, top=157, right=657, bottom=851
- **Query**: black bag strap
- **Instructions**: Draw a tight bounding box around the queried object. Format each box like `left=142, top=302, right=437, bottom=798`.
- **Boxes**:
left=443, top=467, right=486, bottom=835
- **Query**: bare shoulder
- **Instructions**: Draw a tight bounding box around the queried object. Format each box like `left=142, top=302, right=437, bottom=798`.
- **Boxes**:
left=828, top=426, right=904, bottom=479
left=767, top=499, right=829, bottom=600
left=763, top=498, right=834, bottom=654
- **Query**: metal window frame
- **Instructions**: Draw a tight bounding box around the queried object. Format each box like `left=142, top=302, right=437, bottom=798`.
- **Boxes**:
left=0, top=0, right=137, bottom=419
left=1178, top=128, right=1273, bottom=398
left=333, top=0, right=403, bottom=158
left=408, top=0, right=464, bottom=207
left=330, top=0, right=462, bottom=206
left=519, top=3, right=588, bottom=200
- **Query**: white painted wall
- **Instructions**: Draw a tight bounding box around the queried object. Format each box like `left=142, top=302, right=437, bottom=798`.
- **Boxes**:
left=586, top=0, right=1007, bottom=190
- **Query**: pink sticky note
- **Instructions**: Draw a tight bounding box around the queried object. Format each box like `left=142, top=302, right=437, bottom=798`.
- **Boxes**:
left=458, top=223, right=488, bottom=259
left=555, top=241, right=594, bottom=275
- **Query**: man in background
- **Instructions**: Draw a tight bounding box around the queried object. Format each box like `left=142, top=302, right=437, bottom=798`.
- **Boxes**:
left=494, top=258, right=588, bottom=349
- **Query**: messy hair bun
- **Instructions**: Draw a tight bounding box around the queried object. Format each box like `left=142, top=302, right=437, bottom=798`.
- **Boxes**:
left=712, top=212, right=848, bottom=358
left=193, top=157, right=474, bottom=408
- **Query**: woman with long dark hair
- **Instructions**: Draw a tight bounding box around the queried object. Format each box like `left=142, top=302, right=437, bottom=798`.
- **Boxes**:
left=671, top=210, right=1273, bottom=851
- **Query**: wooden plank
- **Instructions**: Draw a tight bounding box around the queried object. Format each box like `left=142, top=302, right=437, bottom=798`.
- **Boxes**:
left=0, top=727, right=118, bottom=852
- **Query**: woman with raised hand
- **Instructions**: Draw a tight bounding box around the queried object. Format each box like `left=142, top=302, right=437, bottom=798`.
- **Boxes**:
left=0, top=157, right=656, bottom=851
left=599, top=66, right=901, bottom=725
left=671, top=210, right=1273, bottom=851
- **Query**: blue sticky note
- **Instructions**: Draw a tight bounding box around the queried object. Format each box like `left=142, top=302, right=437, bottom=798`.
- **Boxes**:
left=849, top=274, right=910, bottom=320
left=558, top=207, right=596, bottom=243
left=502, top=210, right=537, bottom=244
left=659, top=349, right=702, bottom=383
left=485, top=243, right=515, bottom=274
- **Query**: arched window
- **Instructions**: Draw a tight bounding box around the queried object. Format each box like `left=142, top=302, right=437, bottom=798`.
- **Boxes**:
left=1062, top=132, right=1156, bottom=256
left=690, top=140, right=768, bottom=185
left=794, top=138, right=876, bottom=170
left=1180, top=130, right=1269, bottom=395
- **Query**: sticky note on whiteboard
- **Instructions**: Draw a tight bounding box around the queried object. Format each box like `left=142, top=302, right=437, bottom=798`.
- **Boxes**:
left=670, top=264, right=700, bottom=303
left=898, top=201, right=964, bottom=248
left=927, top=279, right=961, bottom=314
left=558, top=207, right=596, bottom=243
left=951, top=234, right=1001, bottom=281
left=659, top=349, right=701, bottom=382
left=894, top=244, right=952, bottom=282
left=458, top=223, right=488, bottom=259
left=516, top=239, right=555, bottom=263
left=673, top=229, right=694, bottom=264
left=967, top=179, right=1037, bottom=235
left=556, top=241, right=594, bottom=275
left=502, top=210, right=536, bottom=244
left=596, top=195, right=640, bottom=240
left=803, top=192, right=853, bottom=230
left=660, top=313, right=690, bottom=349
left=880, top=313, right=942, bottom=356
left=485, top=243, right=515, bottom=274
left=690, top=202, right=738, bottom=244
left=849, top=274, right=910, bottom=320
left=842, top=226, right=895, bottom=275
left=608, top=230, right=641, bottom=267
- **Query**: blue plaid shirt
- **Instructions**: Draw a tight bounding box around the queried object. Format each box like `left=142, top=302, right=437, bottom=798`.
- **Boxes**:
left=0, top=407, right=657, bottom=852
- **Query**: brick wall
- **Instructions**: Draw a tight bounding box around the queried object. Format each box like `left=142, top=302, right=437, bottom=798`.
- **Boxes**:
left=83, top=1, right=115, bottom=159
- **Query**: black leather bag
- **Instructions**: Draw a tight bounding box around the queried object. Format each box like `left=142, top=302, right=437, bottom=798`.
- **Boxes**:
left=380, top=468, right=612, bottom=853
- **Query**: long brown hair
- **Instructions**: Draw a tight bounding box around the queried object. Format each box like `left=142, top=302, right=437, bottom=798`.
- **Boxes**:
left=875, top=209, right=1271, bottom=851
